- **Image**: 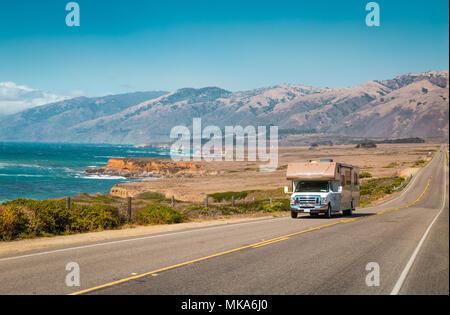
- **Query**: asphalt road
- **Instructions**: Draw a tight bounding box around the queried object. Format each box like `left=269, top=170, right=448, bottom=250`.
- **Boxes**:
left=0, top=148, right=448, bottom=295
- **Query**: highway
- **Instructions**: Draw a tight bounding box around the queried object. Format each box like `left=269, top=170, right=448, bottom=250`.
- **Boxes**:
left=0, top=148, right=448, bottom=295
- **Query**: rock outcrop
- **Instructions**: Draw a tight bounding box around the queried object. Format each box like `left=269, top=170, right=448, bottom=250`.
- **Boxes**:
left=86, top=158, right=202, bottom=179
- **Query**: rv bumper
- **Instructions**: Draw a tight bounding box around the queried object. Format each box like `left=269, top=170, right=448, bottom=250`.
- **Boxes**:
left=290, top=204, right=329, bottom=214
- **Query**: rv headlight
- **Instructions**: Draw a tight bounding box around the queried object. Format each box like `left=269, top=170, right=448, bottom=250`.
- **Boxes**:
left=322, top=197, right=328, bottom=204
left=290, top=196, right=295, bottom=203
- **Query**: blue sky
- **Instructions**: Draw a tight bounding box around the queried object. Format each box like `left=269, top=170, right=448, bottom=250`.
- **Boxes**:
left=0, top=0, right=448, bottom=100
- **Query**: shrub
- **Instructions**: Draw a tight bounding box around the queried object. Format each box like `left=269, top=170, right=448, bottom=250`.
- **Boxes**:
left=384, top=162, right=399, bottom=168
left=5, top=199, right=74, bottom=235
left=210, top=191, right=252, bottom=202
left=220, top=206, right=246, bottom=216
left=136, top=204, right=184, bottom=225
left=414, top=159, right=426, bottom=167
left=136, top=192, right=168, bottom=202
left=234, top=200, right=265, bottom=213
left=356, top=142, right=377, bottom=149
left=2, top=199, right=121, bottom=237
left=72, top=204, right=121, bottom=232
left=360, top=172, right=373, bottom=179
left=0, top=205, right=29, bottom=241
left=262, top=200, right=290, bottom=213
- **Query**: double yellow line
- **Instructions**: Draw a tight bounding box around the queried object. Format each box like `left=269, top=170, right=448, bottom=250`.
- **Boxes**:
left=376, top=177, right=431, bottom=215
left=69, top=176, right=433, bottom=295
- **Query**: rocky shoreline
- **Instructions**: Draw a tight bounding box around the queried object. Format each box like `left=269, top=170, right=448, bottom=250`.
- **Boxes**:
left=86, top=157, right=204, bottom=179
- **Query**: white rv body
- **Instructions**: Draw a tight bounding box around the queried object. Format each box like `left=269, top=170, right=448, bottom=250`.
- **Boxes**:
left=286, top=160, right=360, bottom=218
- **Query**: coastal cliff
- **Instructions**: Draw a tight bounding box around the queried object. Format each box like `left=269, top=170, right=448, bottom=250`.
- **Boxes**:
left=86, top=158, right=202, bottom=179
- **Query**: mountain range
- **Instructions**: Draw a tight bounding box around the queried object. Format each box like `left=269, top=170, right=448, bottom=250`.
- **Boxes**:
left=0, top=70, right=448, bottom=144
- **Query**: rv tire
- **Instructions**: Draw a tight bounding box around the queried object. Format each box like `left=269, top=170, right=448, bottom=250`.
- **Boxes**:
left=326, top=204, right=332, bottom=218
left=343, top=202, right=354, bottom=216
left=291, top=211, right=298, bottom=219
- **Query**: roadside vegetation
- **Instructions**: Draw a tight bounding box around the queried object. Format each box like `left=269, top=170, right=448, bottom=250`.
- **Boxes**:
left=0, top=199, right=124, bottom=241
left=359, top=177, right=408, bottom=208
left=0, top=188, right=290, bottom=241
left=136, top=204, right=183, bottom=225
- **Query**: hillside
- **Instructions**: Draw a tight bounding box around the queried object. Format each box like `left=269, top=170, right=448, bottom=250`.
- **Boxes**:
left=0, top=71, right=447, bottom=144
left=0, top=91, right=168, bottom=142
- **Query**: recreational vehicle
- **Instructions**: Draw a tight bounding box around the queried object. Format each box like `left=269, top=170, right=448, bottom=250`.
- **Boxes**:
left=285, top=159, right=360, bottom=218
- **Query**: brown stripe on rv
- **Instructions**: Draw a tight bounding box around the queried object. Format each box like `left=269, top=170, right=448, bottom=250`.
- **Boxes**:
left=286, top=162, right=341, bottom=181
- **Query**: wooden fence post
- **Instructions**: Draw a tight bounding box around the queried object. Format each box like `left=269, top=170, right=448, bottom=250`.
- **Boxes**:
left=66, top=197, right=71, bottom=210
left=171, top=196, right=175, bottom=207
left=205, top=195, right=209, bottom=208
left=232, top=196, right=235, bottom=207
left=127, top=197, right=132, bottom=222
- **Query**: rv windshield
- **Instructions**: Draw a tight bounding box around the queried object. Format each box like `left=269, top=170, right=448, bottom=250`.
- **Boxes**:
left=295, top=181, right=329, bottom=193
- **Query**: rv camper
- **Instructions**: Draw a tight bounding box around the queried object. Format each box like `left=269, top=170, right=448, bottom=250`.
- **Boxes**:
left=285, top=159, right=360, bottom=218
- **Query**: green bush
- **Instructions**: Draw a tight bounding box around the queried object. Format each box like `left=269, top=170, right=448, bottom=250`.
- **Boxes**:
left=234, top=200, right=264, bottom=213
left=5, top=199, right=73, bottom=235
left=210, top=191, right=253, bottom=202
left=72, top=204, right=121, bottom=232
left=220, top=206, right=245, bottom=216
left=360, top=172, right=373, bottom=179
left=384, top=162, right=399, bottom=169
left=136, top=192, right=168, bottom=202
left=2, top=199, right=121, bottom=238
left=136, top=204, right=184, bottom=225
left=262, top=200, right=290, bottom=213
left=0, top=205, right=29, bottom=241
left=414, top=159, right=426, bottom=167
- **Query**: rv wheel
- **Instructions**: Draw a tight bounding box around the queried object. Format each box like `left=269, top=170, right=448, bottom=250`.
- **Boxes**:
left=291, top=211, right=298, bottom=219
left=343, top=209, right=352, bottom=216
left=343, top=202, right=354, bottom=216
left=326, top=205, right=332, bottom=218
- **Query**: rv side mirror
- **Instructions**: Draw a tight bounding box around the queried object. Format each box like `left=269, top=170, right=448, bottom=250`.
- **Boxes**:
left=338, top=186, right=343, bottom=193
left=284, top=186, right=290, bottom=194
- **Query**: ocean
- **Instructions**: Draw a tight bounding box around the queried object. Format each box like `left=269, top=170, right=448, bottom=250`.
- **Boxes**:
left=0, top=142, right=170, bottom=203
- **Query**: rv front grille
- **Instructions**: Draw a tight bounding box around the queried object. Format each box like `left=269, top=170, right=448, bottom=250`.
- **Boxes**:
left=295, top=196, right=321, bottom=206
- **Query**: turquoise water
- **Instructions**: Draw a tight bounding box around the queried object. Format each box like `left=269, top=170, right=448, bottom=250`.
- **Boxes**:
left=0, top=142, right=170, bottom=202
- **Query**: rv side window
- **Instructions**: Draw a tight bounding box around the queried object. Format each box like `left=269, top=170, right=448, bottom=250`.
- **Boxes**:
left=345, top=170, right=351, bottom=186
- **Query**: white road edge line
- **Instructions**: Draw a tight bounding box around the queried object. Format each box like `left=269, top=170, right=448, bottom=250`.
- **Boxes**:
left=390, top=151, right=448, bottom=295
left=380, top=147, right=436, bottom=208
left=0, top=216, right=287, bottom=263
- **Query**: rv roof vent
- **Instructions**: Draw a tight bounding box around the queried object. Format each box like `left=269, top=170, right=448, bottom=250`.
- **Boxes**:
left=320, top=159, right=334, bottom=163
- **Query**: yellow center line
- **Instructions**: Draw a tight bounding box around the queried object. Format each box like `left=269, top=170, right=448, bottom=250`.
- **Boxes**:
left=69, top=176, right=433, bottom=296
left=252, top=237, right=290, bottom=248
left=376, top=177, right=431, bottom=215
